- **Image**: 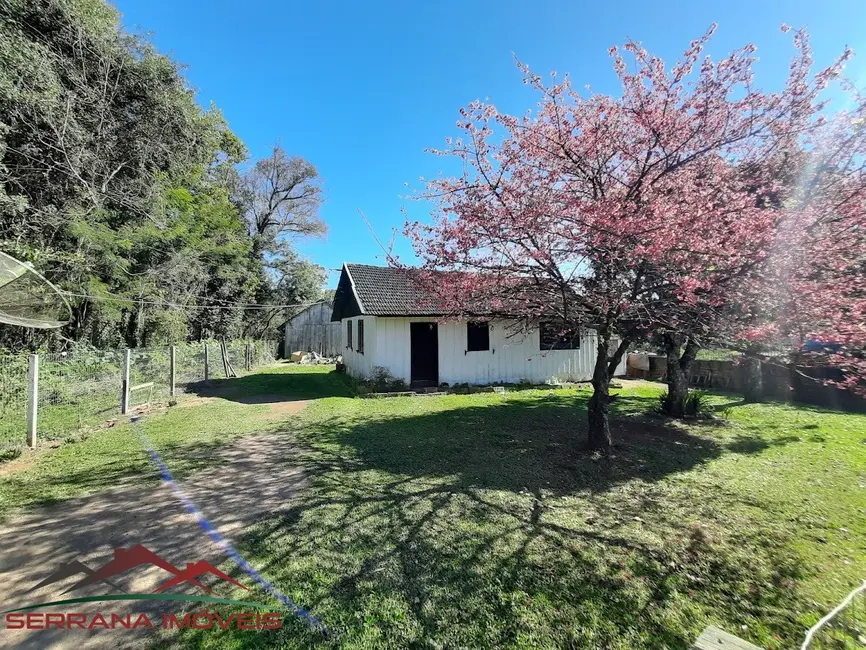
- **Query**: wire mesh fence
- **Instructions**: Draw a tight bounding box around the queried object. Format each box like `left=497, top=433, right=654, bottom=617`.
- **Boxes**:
left=174, top=340, right=207, bottom=394
left=0, top=351, right=29, bottom=457
left=0, top=339, right=278, bottom=450
left=39, top=349, right=124, bottom=442
left=129, top=347, right=170, bottom=408
left=248, top=339, right=278, bottom=368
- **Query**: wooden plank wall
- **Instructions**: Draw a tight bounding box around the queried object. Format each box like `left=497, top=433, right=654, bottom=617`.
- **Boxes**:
left=284, top=303, right=343, bottom=357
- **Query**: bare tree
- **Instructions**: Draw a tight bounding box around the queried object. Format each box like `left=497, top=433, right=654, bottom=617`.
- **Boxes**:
left=242, top=145, right=326, bottom=258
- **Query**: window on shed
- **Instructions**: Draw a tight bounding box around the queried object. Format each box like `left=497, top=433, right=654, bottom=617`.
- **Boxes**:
left=539, top=321, right=580, bottom=350
left=346, top=320, right=353, bottom=350
left=467, top=321, right=490, bottom=351
left=357, top=319, right=365, bottom=354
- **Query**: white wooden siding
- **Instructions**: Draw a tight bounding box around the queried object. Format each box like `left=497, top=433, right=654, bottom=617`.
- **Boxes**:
left=340, top=315, right=378, bottom=378
left=344, top=316, right=627, bottom=384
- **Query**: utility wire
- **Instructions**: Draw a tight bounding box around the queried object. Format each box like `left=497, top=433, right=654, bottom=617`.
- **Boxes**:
left=59, top=291, right=324, bottom=311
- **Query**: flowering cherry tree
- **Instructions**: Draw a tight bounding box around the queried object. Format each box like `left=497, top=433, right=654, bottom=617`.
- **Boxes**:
left=408, top=26, right=858, bottom=449
left=735, top=66, right=866, bottom=397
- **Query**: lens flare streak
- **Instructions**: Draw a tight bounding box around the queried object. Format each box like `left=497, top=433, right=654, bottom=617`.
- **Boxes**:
left=130, top=417, right=328, bottom=637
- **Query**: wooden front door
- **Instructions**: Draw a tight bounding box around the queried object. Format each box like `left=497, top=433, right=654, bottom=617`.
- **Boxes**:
left=410, top=322, right=438, bottom=386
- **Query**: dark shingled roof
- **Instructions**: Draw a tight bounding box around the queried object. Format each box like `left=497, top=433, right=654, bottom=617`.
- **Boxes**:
left=330, top=263, right=555, bottom=322
left=338, top=263, right=444, bottom=318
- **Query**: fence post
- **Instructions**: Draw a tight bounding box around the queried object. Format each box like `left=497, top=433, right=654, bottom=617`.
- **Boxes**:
left=169, top=345, right=176, bottom=397
left=26, top=353, right=38, bottom=448
left=121, top=348, right=131, bottom=415
left=204, top=343, right=209, bottom=381
left=245, top=343, right=251, bottom=371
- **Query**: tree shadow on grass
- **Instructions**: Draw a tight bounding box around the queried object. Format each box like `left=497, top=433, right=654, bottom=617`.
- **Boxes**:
left=187, top=368, right=354, bottom=403
left=310, top=395, right=723, bottom=495
left=167, top=394, right=808, bottom=649
left=725, top=434, right=804, bottom=454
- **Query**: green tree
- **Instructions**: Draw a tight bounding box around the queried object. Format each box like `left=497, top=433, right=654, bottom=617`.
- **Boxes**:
left=0, top=0, right=261, bottom=348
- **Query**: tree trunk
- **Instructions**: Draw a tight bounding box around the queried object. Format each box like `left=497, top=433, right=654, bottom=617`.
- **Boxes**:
left=69, top=302, right=88, bottom=341
left=122, top=308, right=137, bottom=348
left=251, top=235, right=266, bottom=261
left=587, top=334, right=612, bottom=451
left=663, top=334, right=700, bottom=417
left=586, top=332, right=630, bottom=451
left=741, top=354, right=763, bottom=403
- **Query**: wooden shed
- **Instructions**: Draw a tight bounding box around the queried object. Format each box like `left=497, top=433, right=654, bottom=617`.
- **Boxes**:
left=283, top=301, right=342, bottom=357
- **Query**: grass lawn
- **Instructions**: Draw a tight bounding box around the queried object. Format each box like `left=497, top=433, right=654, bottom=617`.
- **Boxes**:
left=0, top=364, right=863, bottom=648
left=0, top=365, right=351, bottom=512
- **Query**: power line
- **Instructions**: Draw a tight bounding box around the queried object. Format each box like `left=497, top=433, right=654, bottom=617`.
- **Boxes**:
left=59, top=291, right=324, bottom=311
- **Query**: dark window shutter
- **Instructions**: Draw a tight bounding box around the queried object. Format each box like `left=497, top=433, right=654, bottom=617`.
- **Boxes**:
left=357, top=319, right=365, bottom=354
left=467, top=321, right=490, bottom=351
left=539, top=321, right=580, bottom=350
left=347, top=320, right=353, bottom=349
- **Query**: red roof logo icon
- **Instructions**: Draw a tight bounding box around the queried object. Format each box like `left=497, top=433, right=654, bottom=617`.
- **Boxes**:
left=31, top=544, right=249, bottom=595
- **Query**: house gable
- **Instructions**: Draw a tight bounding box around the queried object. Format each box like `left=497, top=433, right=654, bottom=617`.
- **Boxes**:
left=331, top=265, right=364, bottom=321
left=331, top=263, right=446, bottom=320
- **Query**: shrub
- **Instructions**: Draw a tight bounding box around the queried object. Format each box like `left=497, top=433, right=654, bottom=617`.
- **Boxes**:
left=0, top=446, right=22, bottom=463
left=363, top=367, right=408, bottom=393
left=658, top=390, right=713, bottom=418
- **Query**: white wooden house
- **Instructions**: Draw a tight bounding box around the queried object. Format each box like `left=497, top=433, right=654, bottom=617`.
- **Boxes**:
left=331, top=263, right=627, bottom=386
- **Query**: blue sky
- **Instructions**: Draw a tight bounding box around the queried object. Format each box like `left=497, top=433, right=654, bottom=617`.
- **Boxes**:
left=114, top=0, right=866, bottom=287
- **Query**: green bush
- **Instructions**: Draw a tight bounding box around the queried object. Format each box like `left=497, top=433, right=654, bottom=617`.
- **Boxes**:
left=363, top=366, right=408, bottom=393
left=658, top=390, right=713, bottom=418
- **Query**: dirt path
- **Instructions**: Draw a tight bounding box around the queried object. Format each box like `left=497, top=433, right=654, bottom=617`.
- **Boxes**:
left=178, top=393, right=310, bottom=418
left=0, top=409, right=310, bottom=648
